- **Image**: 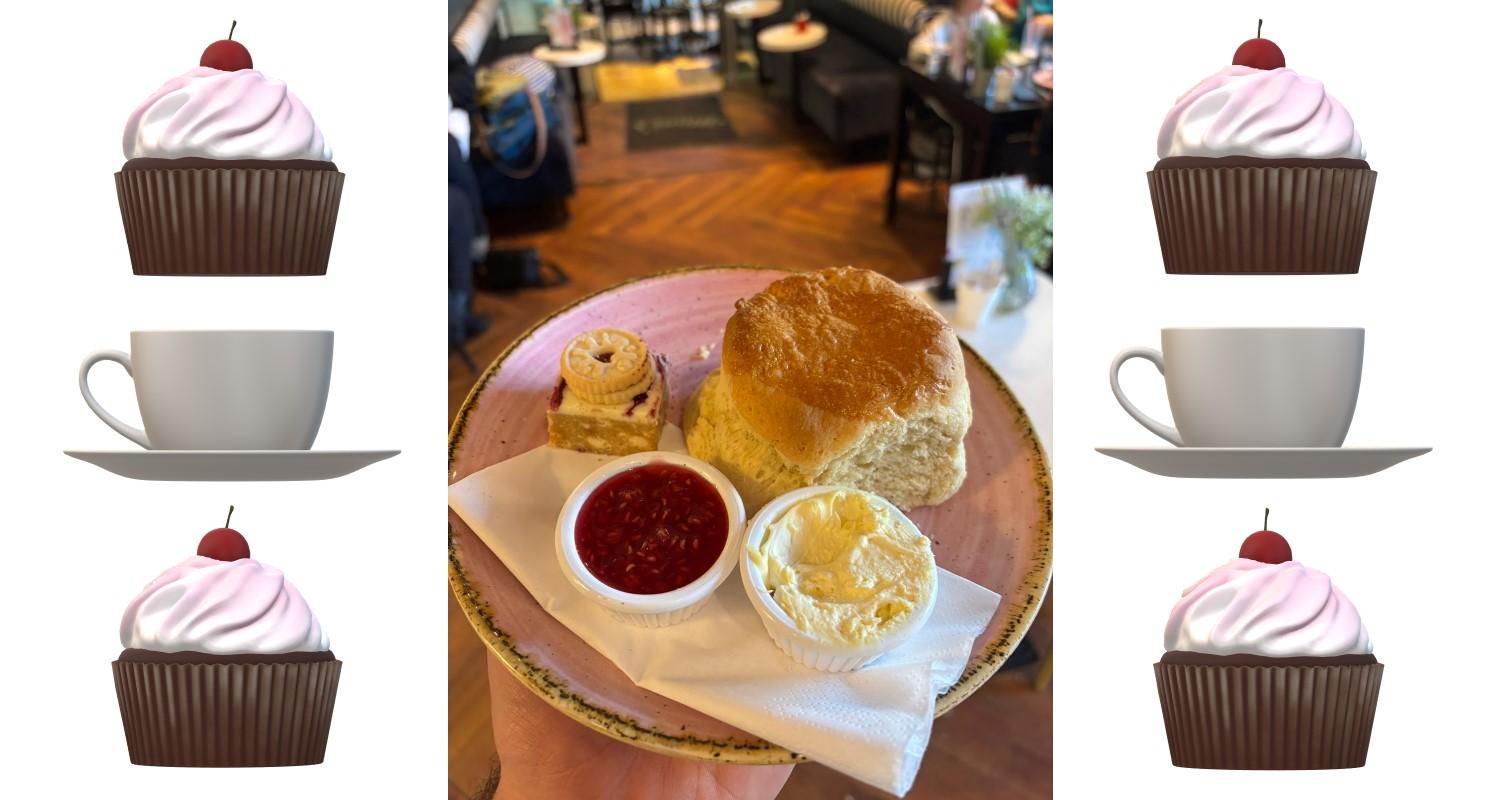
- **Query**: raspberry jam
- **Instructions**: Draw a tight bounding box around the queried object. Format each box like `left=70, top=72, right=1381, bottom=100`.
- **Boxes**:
left=575, top=463, right=729, bottom=594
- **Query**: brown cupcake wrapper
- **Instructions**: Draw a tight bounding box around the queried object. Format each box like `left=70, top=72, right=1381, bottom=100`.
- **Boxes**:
left=113, top=658, right=341, bottom=767
left=1147, top=165, right=1376, bottom=274
left=116, top=166, right=344, bottom=276
left=1154, top=660, right=1382, bottom=770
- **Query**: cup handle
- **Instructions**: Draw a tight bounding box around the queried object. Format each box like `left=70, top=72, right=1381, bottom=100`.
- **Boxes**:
left=79, top=350, right=151, bottom=449
left=1109, top=347, right=1183, bottom=447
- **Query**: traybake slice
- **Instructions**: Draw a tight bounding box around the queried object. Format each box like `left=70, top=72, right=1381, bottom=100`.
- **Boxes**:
left=547, top=328, right=669, bottom=456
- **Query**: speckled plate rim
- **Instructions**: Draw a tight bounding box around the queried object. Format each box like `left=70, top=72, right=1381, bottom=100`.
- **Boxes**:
left=448, top=265, right=1053, bottom=764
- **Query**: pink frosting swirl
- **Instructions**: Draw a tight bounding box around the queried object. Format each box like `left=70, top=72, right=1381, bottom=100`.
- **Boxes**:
left=1164, top=558, right=1372, bottom=657
left=123, top=67, right=332, bottom=161
left=120, top=556, right=329, bottom=654
left=1157, top=66, right=1365, bottom=160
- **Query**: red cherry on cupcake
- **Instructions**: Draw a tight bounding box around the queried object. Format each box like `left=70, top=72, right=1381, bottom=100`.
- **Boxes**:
left=198, top=505, right=251, bottom=562
left=1239, top=508, right=1293, bottom=564
left=1232, top=19, right=1285, bottom=71
left=200, top=20, right=253, bottom=72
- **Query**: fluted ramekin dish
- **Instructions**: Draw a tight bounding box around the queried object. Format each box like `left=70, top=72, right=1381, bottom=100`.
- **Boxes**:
left=556, top=451, right=746, bottom=627
left=740, top=485, right=939, bottom=672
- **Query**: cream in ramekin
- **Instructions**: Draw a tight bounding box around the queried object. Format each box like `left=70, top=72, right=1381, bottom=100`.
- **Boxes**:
left=741, top=486, right=938, bottom=671
left=556, top=451, right=747, bottom=627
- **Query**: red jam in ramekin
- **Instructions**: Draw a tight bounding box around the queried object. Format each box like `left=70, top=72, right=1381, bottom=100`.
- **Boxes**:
left=575, top=462, right=729, bottom=594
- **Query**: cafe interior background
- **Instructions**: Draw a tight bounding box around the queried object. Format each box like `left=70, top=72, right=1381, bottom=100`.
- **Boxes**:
left=447, top=0, right=1053, bottom=796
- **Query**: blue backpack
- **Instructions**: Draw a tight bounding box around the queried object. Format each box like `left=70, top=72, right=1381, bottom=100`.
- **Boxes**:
left=480, top=56, right=562, bottom=178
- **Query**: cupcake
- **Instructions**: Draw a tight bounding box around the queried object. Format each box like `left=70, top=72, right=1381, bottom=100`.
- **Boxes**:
left=113, top=509, right=341, bottom=767
left=1154, top=514, right=1382, bottom=769
left=1148, top=22, right=1375, bottom=274
left=116, top=23, right=343, bottom=275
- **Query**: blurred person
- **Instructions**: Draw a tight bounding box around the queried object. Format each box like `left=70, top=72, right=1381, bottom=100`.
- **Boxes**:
left=450, top=43, right=490, bottom=363
left=911, top=0, right=1004, bottom=80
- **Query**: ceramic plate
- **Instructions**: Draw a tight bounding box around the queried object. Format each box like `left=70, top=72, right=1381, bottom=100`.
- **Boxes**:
left=64, top=450, right=400, bottom=481
left=449, top=267, right=1052, bottom=764
left=1096, top=446, right=1431, bottom=479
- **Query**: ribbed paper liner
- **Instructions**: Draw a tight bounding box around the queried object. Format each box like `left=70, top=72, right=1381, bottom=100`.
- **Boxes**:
left=1154, top=660, right=1382, bottom=769
left=115, top=167, right=344, bottom=276
left=113, top=658, right=341, bottom=767
left=1147, top=166, right=1376, bottom=274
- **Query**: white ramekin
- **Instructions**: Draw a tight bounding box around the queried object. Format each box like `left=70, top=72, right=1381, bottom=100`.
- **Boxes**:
left=740, top=485, right=939, bottom=672
left=556, top=451, right=747, bottom=627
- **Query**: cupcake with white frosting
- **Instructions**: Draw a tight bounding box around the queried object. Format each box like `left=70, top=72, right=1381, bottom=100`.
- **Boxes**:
left=1147, top=22, right=1377, bottom=273
left=1154, top=514, right=1382, bottom=770
left=112, top=509, right=341, bottom=767
left=115, top=23, right=344, bottom=275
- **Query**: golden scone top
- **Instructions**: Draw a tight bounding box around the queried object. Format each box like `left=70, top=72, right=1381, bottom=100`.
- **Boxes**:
left=722, top=268, right=965, bottom=462
left=725, top=268, right=961, bottom=420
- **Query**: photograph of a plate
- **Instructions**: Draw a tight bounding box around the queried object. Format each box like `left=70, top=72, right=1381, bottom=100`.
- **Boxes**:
left=449, top=267, right=1053, bottom=764
left=65, top=450, right=400, bottom=481
left=1096, top=447, right=1430, bottom=479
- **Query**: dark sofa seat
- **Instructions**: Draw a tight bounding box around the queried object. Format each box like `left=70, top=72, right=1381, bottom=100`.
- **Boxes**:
left=766, top=0, right=930, bottom=147
left=797, top=30, right=901, bottom=144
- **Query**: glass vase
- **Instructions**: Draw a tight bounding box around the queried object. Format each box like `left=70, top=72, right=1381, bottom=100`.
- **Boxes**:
left=995, top=251, right=1037, bottom=313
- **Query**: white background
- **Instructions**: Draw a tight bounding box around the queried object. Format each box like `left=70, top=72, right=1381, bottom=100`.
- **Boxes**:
left=5, top=0, right=1492, bottom=796
left=1055, top=1, right=1495, bottom=797
left=0, top=1, right=446, bottom=796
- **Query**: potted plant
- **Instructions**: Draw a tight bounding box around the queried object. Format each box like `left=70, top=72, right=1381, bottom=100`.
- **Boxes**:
left=967, top=17, right=1010, bottom=99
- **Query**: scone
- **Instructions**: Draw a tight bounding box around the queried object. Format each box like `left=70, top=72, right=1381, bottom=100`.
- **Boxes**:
left=685, top=268, right=971, bottom=511
left=547, top=328, right=669, bottom=456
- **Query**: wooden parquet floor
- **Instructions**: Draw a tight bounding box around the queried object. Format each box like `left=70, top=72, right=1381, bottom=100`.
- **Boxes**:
left=448, top=86, right=1051, bottom=800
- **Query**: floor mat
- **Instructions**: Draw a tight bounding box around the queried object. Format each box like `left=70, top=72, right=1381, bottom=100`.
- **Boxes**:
left=626, top=95, right=738, bottom=151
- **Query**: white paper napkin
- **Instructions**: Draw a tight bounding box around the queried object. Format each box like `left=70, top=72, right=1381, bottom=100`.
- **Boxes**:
left=448, top=426, right=1002, bottom=796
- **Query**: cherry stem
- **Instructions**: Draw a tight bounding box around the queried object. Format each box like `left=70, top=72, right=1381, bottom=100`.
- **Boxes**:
left=1263, top=507, right=1270, bottom=530
left=1256, top=18, right=1263, bottom=39
left=228, top=20, right=237, bottom=41
left=225, top=505, right=235, bottom=528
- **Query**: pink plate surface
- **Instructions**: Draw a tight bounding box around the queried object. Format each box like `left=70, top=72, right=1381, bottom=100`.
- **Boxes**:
left=449, top=267, right=1052, bottom=763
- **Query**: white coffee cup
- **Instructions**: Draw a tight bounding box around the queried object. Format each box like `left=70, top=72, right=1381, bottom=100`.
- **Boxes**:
left=80, top=331, right=334, bottom=450
left=1109, top=328, right=1364, bottom=448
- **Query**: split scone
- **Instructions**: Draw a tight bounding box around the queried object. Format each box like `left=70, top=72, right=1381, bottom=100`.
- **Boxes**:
left=547, top=328, right=669, bottom=456
left=685, top=268, right=971, bottom=511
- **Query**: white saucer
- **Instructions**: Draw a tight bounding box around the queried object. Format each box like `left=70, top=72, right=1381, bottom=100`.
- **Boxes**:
left=1096, top=447, right=1431, bottom=479
left=64, top=450, right=400, bottom=482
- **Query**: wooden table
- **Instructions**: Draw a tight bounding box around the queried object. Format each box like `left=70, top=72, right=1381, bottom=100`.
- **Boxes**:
left=884, top=62, right=1048, bottom=222
left=723, top=0, right=782, bottom=84
left=757, top=21, right=827, bottom=117
left=532, top=41, right=608, bottom=145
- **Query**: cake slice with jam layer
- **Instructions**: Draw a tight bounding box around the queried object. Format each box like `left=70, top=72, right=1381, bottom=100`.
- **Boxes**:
left=547, top=328, right=669, bottom=456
